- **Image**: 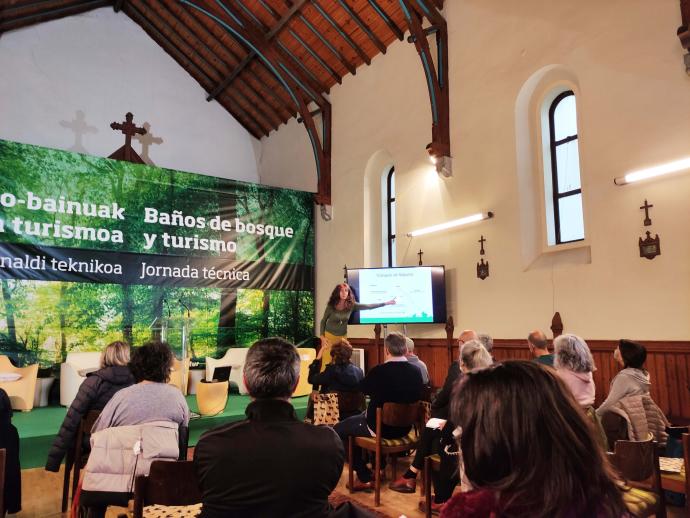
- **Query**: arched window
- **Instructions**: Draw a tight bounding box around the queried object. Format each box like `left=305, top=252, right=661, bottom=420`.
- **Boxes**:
left=547, top=91, right=584, bottom=244
left=385, top=167, right=396, bottom=266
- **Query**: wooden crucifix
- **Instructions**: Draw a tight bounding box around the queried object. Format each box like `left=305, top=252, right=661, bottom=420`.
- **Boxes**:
left=343, top=264, right=348, bottom=281
left=640, top=199, right=653, bottom=227
left=478, top=235, right=486, bottom=255
left=417, top=249, right=424, bottom=266
left=109, top=112, right=147, bottom=164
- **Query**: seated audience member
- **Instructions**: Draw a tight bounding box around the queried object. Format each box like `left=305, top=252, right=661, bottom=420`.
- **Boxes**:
left=527, top=329, right=553, bottom=367
left=440, top=361, right=628, bottom=518
left=423, top=340, right=493, bottom=513
left=46, top=341, right=134, bottom=472
left=596, top=340, right=668, bottom=448
left=80, top=341, right=190, bottom=518
left=596, top=340, right=650, bottom=417
left=388, top=329, right=477, bottom=494
left=334, top=331, right=423, bottom=491
left=476, top=333, right=493, bottom=356
left=0, top=388, right=21, bottom=514
left=405, top=336, right=429, bottom=385
left=308, top=339, right=364, bottom=393
left=195, top=338, right=344, bottom=518
left=553, top=334, right=596, bottom=407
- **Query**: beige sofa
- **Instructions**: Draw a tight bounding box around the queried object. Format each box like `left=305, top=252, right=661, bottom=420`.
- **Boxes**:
left=0, top=356, right=39, bottom=411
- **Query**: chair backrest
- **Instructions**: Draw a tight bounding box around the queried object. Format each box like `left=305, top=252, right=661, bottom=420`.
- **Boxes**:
left=683, top=433, right=690, bottom=498
left=609, top=433, right=660, bottom=488
left=80, top=409, right=101, bottom=439
left=381, top=401, right=423, bottom=429
left=133, top=460, right=202, bottom=518
left=65, top=352, right=101, bottom=369
left=0, top=356, right=15, bottom=371
left=336, top=391, right=365, bottom=414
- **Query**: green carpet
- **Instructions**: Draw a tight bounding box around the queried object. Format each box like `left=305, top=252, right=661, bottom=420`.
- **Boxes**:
left=16, top=394, right=309, bottom=469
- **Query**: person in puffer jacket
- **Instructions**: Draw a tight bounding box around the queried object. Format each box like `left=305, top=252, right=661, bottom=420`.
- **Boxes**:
left=596, top=339, right=651, bottom=417
left=45, top=341, right=134, bottom=472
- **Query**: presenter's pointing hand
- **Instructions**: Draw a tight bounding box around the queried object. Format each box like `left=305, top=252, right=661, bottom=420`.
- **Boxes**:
left=385, top=298, right=396, bottom=305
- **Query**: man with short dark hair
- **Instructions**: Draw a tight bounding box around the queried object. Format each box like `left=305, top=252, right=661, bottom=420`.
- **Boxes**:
left=334, top=331, right=423, bottom=491
left=528, top=329, right=553, bottom=367
left=194, top=338, right=344, bottom=517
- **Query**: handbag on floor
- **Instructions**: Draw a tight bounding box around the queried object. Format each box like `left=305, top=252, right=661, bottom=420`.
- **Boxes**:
left=313, top=393, right=339, bottom=426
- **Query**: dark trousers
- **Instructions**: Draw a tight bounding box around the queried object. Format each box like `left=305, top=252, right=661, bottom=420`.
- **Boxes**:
left=334, top=413, right=374, bottom=482
left=431, top=453, right=459, bottom=503
left=411, top=426, right=442, bottom=471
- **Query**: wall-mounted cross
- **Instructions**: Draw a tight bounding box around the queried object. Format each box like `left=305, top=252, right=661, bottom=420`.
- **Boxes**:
left=478, top=235, right=486, bottom=255
left=343, top=264, right=348, bottom=281
left=640, top=199, right=653, bottom=227
left=110, top=112, right=146, bottom=163
left=417, top=249, right=424, bottom=266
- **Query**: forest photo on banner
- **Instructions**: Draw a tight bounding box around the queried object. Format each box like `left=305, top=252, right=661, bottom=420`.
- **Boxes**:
left=0, top=140, right=315, bottom=367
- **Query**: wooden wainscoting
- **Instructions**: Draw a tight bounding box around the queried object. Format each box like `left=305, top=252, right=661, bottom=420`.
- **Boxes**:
left=348, top=337, right=690, bottom=421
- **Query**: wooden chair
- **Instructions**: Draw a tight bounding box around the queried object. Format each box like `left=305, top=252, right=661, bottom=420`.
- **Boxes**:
left=608, top=434, right=666, bottom=518
left=62, top=409, right=101, bottom=512
left=131, top=460, right=202, bottom=518
left=423, top=454, right=441, bottom=518
left=335, top=391, right=365, bottom=417
left=348, top=401, right=424, bottom=506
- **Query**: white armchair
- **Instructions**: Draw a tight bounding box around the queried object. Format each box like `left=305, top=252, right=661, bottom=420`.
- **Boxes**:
left=205, top=348, right=249, bottom=395
left=168, top=357, right=190, bottom=395
left=60, top=352, right=101, bottom=407
left=0, top=356, right=38, bottom=411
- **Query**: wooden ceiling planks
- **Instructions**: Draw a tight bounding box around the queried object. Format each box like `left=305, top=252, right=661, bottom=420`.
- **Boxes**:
left=0, top=0, right=445, bottom=138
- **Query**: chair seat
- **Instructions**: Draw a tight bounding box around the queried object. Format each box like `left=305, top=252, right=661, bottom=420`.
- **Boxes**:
left=355, top=429, right=418, bottom=448
left=620, top=486, right=658, bottom=517
left=143, top=503, right=202, bottom=517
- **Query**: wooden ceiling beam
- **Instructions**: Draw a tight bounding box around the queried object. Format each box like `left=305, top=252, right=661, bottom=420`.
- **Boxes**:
left=334, top=0, right=386, bottom=54
left=255, top=0, right=344, bottom=84
left=180, top=2, right=297, bottom=121
left=310, top=0, right=371, bottom=66
left=0, top=0, right=109, bottom=33
left=125, top=1, right=267, bottom=138
left=182, top=0, right=331, bottom=203
left=205, top=0, right=310, bottom=102
left=399, top=0, right=450, bottom=160
left=291, top=6, right=357, bottom=75
left=155, top=0, right=284, bottom=129
left=366, top=0, right=405, bottom=41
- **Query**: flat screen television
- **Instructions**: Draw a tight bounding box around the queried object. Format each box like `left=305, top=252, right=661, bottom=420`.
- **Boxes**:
left=346, top=266, right=447, bottom=325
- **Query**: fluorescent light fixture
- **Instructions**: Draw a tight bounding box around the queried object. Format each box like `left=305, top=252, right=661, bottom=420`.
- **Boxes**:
left=407, top=211, right=494, bottom=237
left=614, top=156, right=690, bottom=185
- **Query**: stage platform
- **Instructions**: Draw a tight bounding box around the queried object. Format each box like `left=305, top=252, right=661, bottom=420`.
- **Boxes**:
left=16, top=394, right=310, bottom=469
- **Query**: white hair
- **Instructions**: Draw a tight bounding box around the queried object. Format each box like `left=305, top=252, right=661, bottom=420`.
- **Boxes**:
left=460, top=340, right=493, bottom=370
left=405, top=336, right=414, bottom=353
left=553, top=334, right=595, bottom=373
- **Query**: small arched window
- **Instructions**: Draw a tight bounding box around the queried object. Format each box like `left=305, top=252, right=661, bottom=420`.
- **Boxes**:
left=547, top=91, right=584, bottom=244
left=385, top=167, right=396, bottom=266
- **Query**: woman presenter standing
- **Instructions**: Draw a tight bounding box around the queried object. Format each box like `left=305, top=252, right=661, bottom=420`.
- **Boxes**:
left=319, top=283, right=395, bottom=368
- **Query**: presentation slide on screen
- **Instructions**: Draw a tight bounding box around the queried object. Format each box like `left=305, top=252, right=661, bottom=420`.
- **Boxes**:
left=358, top=267, right=434, bottom=323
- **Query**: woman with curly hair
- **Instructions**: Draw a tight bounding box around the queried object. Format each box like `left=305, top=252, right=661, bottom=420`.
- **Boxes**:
left=80, top=341, right=189, bottom=518
left=318, top=283, right=395, bottom=368
left=441, top=361, right=629, bottom=518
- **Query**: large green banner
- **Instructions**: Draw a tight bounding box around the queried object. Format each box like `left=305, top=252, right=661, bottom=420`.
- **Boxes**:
left=0, top=140, right=315, bottom=366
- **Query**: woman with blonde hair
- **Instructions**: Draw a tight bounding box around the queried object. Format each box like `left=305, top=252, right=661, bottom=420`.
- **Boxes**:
left=45, top=341, right=135, bottom=472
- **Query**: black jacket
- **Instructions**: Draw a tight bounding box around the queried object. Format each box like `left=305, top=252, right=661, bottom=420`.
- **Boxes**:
left=360, top=360, right=423, bottom=438
left=0, top=389, right=20, bottom=513
left=307, top=360, right=364, bottom=393
left=45, top=365, right=134, bottom=472
left=194, top=399, right=344, bottom=518
left=431, top=362, right=462, bottom=420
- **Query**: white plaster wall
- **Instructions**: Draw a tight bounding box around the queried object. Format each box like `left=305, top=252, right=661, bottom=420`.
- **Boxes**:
left=259, top=0, right=690, bottom=340
left=0, top=8, right=259, bottom=182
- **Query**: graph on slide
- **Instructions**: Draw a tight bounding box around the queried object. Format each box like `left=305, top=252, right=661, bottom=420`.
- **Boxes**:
left=358, top=267, right=434, bottom=323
